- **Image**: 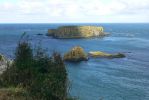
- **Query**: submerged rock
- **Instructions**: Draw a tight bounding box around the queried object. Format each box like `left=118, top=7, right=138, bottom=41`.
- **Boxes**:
left=37, top=33, right=43, bottom=35
left=63, top=46, right=88, bottom=62
left=47, top=26, right=106, bottom=38
left=88, top=51, right=125, bottom=58
left=110, top=53, right=126, bottom=58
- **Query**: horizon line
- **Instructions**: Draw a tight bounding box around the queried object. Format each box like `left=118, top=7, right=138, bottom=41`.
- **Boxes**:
left=0, top=22, right=149, bottom=24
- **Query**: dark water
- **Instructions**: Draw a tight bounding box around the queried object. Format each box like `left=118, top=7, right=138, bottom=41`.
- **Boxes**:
left=0, top=23, right=149, bottom=100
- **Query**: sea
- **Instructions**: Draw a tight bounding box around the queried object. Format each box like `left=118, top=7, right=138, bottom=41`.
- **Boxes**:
left=0, top=23, right=149, bottom=100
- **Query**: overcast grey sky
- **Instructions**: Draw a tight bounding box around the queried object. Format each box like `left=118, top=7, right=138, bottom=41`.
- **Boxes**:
left=0, top=0, right=149, bottom=23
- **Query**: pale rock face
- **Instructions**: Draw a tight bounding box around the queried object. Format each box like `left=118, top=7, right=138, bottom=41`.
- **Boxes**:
left=47, top=26, right=105, bottom=38
left=0, top=54, right=11, bottom=74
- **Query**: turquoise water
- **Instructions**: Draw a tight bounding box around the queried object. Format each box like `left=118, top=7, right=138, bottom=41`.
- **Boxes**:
left=0, top=23, right=149, bottom=100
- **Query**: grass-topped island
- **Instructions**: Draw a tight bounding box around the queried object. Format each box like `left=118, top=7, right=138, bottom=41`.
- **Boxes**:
left=47, top=26, right=106, bottom=38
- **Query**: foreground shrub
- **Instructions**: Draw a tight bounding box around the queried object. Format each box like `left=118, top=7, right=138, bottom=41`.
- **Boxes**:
left=0, top=34, right=72, bottom=100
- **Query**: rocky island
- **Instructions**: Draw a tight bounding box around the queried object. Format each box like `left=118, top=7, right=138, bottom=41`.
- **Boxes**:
left=64, top=46, right=88, bottom=62
left=63, top=46, right=126, bottom=62
left=47, top=26, right=106, bottom=38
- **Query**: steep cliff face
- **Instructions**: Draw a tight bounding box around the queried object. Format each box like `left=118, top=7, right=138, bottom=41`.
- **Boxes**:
left=48, top=29, right=56, bottom=36
left=47, top=26, right=105, bottom=38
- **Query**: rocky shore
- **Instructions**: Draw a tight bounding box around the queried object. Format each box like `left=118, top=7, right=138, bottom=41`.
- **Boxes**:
left=47, top=26, right=106, bottom=38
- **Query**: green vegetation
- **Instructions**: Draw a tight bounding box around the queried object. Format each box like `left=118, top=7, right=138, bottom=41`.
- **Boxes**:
left=47, top=26, right=105, bottom=38
left=0, top=55, right=2, bottom=61
left=89, top=51, right=125, bottom=59
left=0, top=34, right=74, bottom=100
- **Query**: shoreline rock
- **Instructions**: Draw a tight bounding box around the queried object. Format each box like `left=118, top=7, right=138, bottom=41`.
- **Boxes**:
left=47, top=26, right=106, bottom=39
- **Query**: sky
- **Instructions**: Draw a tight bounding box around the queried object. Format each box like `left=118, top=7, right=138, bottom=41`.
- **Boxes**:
left=0, top=0, right=149, bottom=23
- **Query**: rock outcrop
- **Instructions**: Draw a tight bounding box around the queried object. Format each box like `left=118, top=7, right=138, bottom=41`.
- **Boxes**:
left=64, top=46, right=125, bottom=62
left=47, top=26, right=105, bottom=38
left=88, top=51, right=125, bottom=58
left=0, top=54, right=12, bottom=74
left=63, top=46, right=88, bottom=62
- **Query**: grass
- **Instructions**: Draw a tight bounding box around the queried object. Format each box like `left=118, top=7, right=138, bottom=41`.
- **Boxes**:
left=89, top=51, right=112, bottom=57
left=0, top=87, right=33, bottom=100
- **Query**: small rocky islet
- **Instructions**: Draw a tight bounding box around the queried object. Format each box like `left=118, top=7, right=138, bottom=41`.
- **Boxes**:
left=63, top=46, right=88, bottom=62
left=63, top=46, right=125, bottom=62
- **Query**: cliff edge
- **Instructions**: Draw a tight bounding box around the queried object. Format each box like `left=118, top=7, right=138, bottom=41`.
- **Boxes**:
left=47, top=26, right=105, bottom=38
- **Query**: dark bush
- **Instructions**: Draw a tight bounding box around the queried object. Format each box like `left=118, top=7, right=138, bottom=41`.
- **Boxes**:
left=0, top=33, right=72, bottom=100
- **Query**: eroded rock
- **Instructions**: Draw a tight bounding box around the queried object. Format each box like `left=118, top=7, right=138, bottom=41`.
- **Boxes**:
left=63, top=46, right=88, bottom=62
